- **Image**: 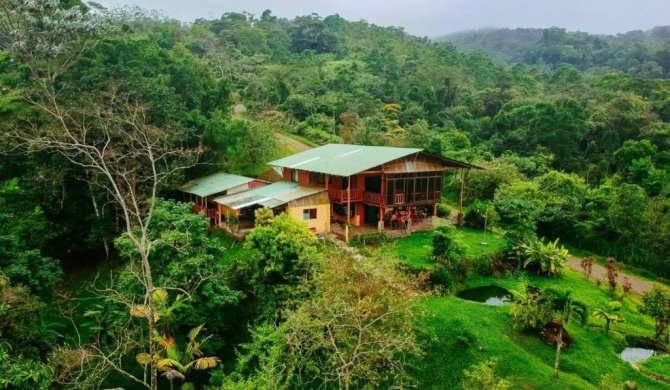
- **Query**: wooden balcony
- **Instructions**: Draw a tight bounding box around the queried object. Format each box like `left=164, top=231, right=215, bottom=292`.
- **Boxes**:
left=328, top=188, right=363, bottom=203
left=363, top=191, right=383, bottom=206
left=192, top=204, right=219, bottom=219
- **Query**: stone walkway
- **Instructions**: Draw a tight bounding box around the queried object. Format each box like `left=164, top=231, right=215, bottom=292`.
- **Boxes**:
left=566, top=256, right=654, bottom=295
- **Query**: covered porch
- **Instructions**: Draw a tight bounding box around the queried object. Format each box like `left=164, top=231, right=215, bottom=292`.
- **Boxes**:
left=330, top=215, right=440, bottom=240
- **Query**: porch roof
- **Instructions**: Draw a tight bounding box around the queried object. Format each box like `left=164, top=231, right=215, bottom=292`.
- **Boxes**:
left=180, top=173, right=256, bottom=197
left=268, top=144, right=480, bottom=176
left=213, top=181, right=326, bottom=210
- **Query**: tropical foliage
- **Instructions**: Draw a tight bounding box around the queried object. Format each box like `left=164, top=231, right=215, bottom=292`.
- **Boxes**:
left=0, top=0, right=669, bottom=388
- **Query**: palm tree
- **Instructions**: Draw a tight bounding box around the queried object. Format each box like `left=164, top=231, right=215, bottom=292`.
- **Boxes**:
left=134, top=290, right=219, bottom=390
left=137, top=325, right=219, bottom=390
left=592, top=302, right=625, bottom=334
left=545, top=289, right=588, bottom=379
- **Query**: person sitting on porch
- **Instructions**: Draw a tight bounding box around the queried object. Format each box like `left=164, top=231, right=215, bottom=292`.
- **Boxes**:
left=391, top=213, right=398, bottom=229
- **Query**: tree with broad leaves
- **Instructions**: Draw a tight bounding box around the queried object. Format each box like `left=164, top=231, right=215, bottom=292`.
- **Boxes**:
left=640, top=286, right=670, bottom=341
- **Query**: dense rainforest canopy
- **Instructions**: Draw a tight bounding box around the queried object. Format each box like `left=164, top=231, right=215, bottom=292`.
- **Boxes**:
left=439, top=26, right=670, bottom=78
left=0, top=0, right=669, bottom=389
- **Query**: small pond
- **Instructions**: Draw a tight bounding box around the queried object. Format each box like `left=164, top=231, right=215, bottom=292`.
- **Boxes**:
left=457, top=286, right=511, bottom=306
left=620, top=348, right=657, bottom=365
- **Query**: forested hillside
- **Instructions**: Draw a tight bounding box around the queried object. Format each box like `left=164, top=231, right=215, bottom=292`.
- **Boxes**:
left=0, top=1, right=669, bottom=389
left=438, top=26, right=670, bottom=78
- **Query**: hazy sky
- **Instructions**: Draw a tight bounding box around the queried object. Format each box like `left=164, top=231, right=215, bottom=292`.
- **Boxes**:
left=94, top=0, right=669, bottom=37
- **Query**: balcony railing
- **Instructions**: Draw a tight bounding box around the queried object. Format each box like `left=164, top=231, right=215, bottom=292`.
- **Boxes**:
left=328, top=189, right=442, bottom=206
left=328, top=188, right=363, bottom=203
left=193, top=204, right=219, bottom=220
left=363, top=191, right=383, bottom=206
left=385, top=191, right=442, bottom=206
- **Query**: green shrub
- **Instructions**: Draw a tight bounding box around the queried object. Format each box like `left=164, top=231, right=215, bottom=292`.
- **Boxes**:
left=462, top=359, right=511, bottom=390
left=509, top=283, right=553, bottom=332
left=472, top=251, right=510, bottom=276
left=303, top=126, right=343, bottom=144
left=428, top=264, right=456, bottom=295
left=436, top=203, right=451, bottom=219
left=432, top=225, right=466, bottom=266
left=349, top=231, right=391, bottom=247
left=464, top=200, right=499, bottom=230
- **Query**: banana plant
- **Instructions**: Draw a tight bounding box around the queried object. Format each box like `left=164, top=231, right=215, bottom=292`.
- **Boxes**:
left=592, top=302, right=625, bottom=334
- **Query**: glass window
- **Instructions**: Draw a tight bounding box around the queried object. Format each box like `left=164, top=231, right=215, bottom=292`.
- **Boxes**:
left=303, top=208, right=317, bottom=220
left=291, top=169, right=299, bottom=182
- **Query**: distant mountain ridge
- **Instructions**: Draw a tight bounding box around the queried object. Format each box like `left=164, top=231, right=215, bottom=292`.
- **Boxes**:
left=435, top=26, right=670, bottom=78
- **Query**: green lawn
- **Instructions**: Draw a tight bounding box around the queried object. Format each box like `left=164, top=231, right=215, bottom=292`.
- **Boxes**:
left=413, top=269, right=669, bottom=389
left=393, top=227, right=508, bottom=269
left=390, top=227, right=669, bottom=389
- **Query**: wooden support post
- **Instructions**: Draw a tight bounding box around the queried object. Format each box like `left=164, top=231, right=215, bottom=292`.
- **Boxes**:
left=378, top=172, right=385, bottom=231
left=346, top=176, right=351, bottom=241
left=459, top=169, right=466, bottom=226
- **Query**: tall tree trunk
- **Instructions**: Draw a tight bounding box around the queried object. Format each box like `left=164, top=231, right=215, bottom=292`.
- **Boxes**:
left=553, top=324, right=564, bottom=378
left=88, top=184, right=110, bottom=260
left=141, top=251, right=158, bottom=390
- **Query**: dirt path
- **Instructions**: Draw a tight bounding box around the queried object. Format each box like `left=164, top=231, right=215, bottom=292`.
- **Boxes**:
left=567, top=256, right=654, bottom=295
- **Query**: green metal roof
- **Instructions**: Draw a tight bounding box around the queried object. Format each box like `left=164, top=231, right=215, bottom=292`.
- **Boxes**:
left=180, top=173, right=255, bottom=197
left=268, top=144, right=422, bottom=177
left=213, top=181, right=325, bottom=210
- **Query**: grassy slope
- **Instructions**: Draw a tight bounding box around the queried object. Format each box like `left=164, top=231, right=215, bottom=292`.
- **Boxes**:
left=641, top=356, right=670, bottom=381
left=392, top=228, right=669, bottom=389
left=211, top=230, right=248, bottom=266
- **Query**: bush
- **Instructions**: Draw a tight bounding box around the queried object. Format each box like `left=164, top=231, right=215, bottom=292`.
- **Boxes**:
left=509, top=283, right=553, bottom=332
left=432, top=225, right=466, bottom=266
left=462, top=359, right=511, bottom=390
left=428, top=264, right=456, bottom=294
left=436, top=203, right=451, bottom=219
left=349, top=231, right=391, bottom=247
left=303, top=126, right=343, bottom=145
left=472, top=251, right=512, bottom=276
left=464, top=200, right=499, bottom=230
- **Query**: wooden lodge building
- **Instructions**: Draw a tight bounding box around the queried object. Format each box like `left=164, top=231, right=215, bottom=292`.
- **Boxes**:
left=179, top=172, right=266, bottom=220
left=180, top=144, right=478, bottom=237
left=268, top=144, right=479, bottom=230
